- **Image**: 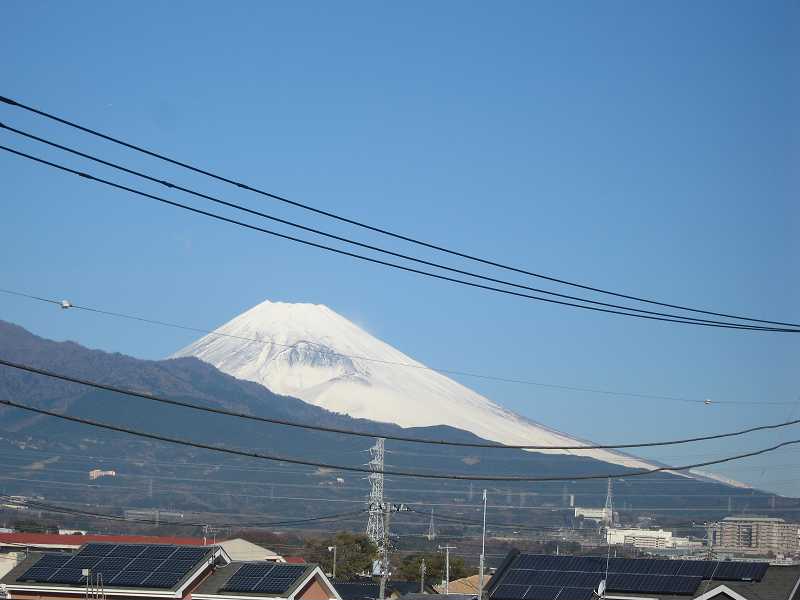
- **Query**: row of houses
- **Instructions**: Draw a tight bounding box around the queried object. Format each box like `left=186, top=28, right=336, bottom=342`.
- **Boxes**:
left=1, top=534, right=799, bottom=600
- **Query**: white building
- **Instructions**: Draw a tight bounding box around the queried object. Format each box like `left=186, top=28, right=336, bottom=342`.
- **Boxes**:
left=575, top=507, right=612, bottom=523
left=606, top=528, right=674, bottom=549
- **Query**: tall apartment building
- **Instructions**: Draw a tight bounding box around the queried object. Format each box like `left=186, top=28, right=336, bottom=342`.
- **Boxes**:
left=707, top=516, right=799, bottom=554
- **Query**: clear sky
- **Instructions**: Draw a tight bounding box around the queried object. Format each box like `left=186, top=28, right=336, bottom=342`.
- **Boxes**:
left=1, top=2, right=798, bottom=496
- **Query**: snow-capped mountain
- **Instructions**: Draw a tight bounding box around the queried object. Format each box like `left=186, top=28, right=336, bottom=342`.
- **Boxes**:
left=173, top=300, right=657, bottom=470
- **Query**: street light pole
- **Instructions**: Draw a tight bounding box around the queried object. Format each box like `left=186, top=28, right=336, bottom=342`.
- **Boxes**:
left=479, top=489, right=487, bottom=596
left=327, top=546, right=337, bottom=579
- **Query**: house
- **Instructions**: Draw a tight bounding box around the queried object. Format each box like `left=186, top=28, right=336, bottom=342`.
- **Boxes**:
left=193, top=562, right=340, bottom=600
left=485, top=550, right=800, bottom=600
left=0, top=541, right=338, bottom=600
left=217, top=539, right=284, bottom=563
left=0, top=534, right=206, bottom=582
left=1, top=542, right=227, bottom=600
left=433, top=574, right=483, bottom=595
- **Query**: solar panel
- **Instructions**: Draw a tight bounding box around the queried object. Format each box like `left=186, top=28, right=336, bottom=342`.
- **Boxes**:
left=254, top=577, right=296, bottom=594
left=138, top=546, right=178, bottom=560
left=143, top=572, right=185, bottom=588
left=34, top=554, right=72, bottom=568
left=493, top=584, right=529, bottom=599
left=48, top=569, right=88, bottom=584
left=128, top=558, right=166, bottom=571
left=157, top=559, right=201, bottom=573
left=268, top=565, right=307, bottom=578
left=607, top=574, right=701, bottom=595
left=19, top=567, right=59, bottom=582
left=18, top=554, right=73, bottom=581
left=81, top=543, right=116, bottom=556
left=63, top=555, right=103, bottom=568
left=15, top=543, right=214, bottom=589
left=110, top=571, right=151, bottom=587
left=524, top=585, right=561, bottom=600
left=223, top=576, right=263, bottom=593
left=557, top=588, right=596, bottom=600
left=232, top=563, right=276, bottom=578
left=712, top=562, right=769, bottom=582
left=170, top=547, right=210, bottom=561
left=96, top=557, right=134, bottom=571
left=504, top=571, right=537, bottom=586
left=109, top=544, right=147, bottom=558
left=507, top=555, right=770, bottom=585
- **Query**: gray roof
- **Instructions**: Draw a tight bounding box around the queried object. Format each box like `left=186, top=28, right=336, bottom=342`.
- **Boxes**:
left=192, top=562, right=317, bottom=598
left=650, top=566, right=800, bottom=600
left=1, top=549, right=218, bottom=594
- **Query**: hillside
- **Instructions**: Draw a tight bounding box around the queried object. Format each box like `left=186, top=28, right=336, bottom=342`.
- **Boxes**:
left=0, top=320, right=795, bottom=532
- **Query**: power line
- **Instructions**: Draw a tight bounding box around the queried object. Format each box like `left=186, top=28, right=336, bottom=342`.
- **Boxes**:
left=0, top=493, right=364, bottom=529
left=0, top=146, right=795, bottom=334
left=0, top=123, right=786, bottom=333
left=4, top=358, right=800, bottom=450
left=6, top=290, right=789, bottom=407
left=2, top=95, right=796, bottom=329
left=3, top=475, right=791, bottom=513
left=2, top=447, right=792, bottom=491
left=3, top=396, right=800, bottom=482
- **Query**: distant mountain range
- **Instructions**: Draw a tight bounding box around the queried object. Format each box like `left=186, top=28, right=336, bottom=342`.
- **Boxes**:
left=0, top=319, right=795, bottom=527
left=173, top=299, right=655, bottom=470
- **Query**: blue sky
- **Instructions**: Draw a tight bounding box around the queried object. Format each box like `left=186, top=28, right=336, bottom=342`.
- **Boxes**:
left=1, top=2, right=798, bottom=496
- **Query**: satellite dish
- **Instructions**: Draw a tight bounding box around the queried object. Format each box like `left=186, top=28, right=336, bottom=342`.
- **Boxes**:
left=596, top=580, right=606, bottom=598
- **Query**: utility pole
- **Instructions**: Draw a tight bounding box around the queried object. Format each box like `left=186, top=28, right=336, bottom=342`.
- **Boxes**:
left=328, top=546, right=337, bottom=579
left=377, top=502, right=409, bottom=600
left=479, top=489, right=487, bottom=595
left=420, top=558, right=426, bottom=593
left=379, top=503, right=392, bottom=600
left=439, top=545, right=456, bottom=595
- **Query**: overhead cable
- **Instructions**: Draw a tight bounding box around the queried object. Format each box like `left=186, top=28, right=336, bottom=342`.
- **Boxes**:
left=6, top=287, right=787, bottom=405
left=2, top=95, right=797, bottom=329
left=0, top=493, right=364, bottom=529
left=3, top=358, right=800, bottom=450
left=0, top=123, right=781, bottom=331
left=0, top=145, right=794, bottom=333
left=3, top=396, right=800, bottom=481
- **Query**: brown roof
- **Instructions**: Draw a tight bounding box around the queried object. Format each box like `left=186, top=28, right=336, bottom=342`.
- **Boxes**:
left=0, top=532, right=206, bottom=546
left=434, top=574, right=483, bottom=595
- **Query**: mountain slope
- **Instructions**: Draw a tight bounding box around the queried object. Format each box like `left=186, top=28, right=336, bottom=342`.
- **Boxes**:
left=174, top=300, right=655, bottom=470
left=2, top=319, right=794, bottom=524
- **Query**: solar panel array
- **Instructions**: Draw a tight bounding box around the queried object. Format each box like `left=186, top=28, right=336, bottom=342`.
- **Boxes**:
left=17, top=543, right=214, bottom=589
left=489, top=555, right=770, bottom=599
left=222, top=563, right=308, bottom=594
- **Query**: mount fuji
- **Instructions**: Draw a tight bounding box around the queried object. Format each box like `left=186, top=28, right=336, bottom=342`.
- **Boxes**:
left=173, top=300, right=658, bottom=471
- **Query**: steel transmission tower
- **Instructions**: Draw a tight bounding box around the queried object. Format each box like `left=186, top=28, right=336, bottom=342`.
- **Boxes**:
left=427, top=508, right=436, bottom=541
left=604, top=478, right=613, bottom=527
left=367, top=438, right=386, bottom=550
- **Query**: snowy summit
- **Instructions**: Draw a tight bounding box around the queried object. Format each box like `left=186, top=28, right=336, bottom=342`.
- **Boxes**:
left=173, top=299, right=655, bottom=469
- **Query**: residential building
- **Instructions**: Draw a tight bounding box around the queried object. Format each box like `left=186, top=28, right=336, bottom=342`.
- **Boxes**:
left=217, top=538, right=284, bottom=563
left=1, top=541, right=339, bottom=600
left=707, top=517, right=800, bottom=555
left=484, top=550, right=800, bottom=600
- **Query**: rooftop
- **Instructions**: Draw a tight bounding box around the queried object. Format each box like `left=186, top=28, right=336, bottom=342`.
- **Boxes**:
left=1, top=542, right=223, bottom=595
left=486, top=551, right=798, bottom=600
left=0, top=532, right=206, bottom=548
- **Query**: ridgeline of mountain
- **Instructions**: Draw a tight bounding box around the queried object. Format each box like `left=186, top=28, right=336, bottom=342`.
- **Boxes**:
left=173, top=300, right=654, bottom=470
left=0, top=319, right=795, bottom=526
